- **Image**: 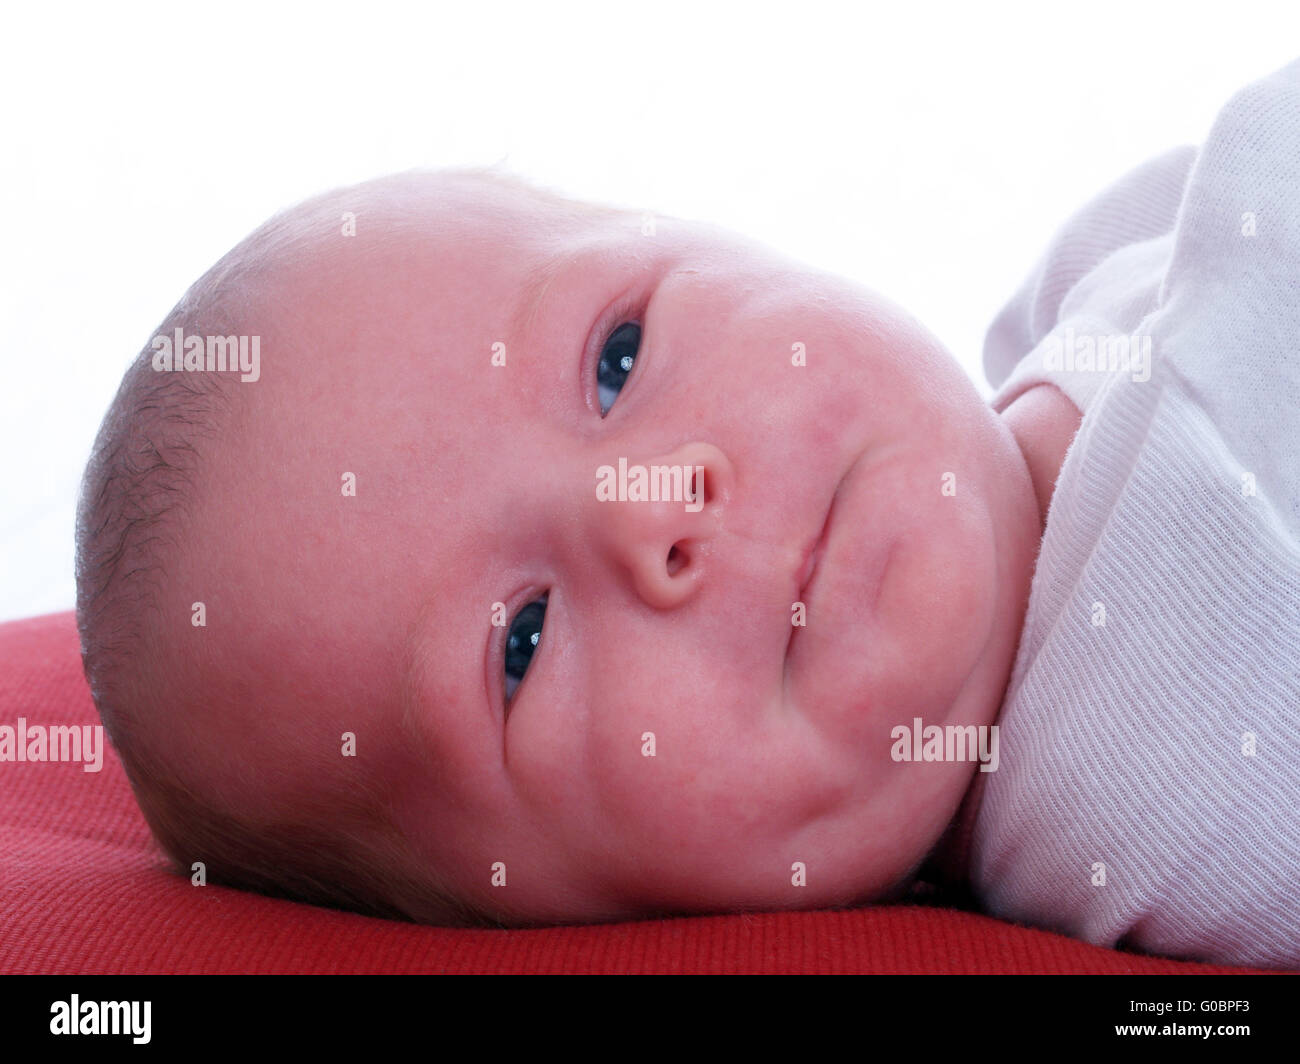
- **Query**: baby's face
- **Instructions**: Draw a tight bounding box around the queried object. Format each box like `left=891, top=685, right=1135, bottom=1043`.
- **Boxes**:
left=177, top=173, right=1040, bottom=922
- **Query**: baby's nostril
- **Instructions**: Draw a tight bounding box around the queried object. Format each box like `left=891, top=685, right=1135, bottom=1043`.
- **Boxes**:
left=666, top=543, right=687, bottom=577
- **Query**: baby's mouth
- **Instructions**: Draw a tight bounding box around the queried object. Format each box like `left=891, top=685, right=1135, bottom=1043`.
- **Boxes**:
left=785, top=465, right=848, bottom=670
left=797, top=505, right=833, bottom=600
left=799, top=450, right=857, bottom=599
left=784, top=450, right=870, bottom=674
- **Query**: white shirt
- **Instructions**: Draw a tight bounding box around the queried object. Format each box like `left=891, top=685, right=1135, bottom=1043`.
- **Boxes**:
left=971, top=58, right=1300, bottom=968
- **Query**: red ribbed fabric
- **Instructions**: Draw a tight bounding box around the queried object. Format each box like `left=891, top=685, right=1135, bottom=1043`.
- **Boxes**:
left=0, top=612, right=1278, bottom=975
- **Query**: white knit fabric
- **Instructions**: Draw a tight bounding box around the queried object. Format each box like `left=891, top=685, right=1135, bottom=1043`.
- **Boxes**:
left=973, top=59, right=1300, bottom=968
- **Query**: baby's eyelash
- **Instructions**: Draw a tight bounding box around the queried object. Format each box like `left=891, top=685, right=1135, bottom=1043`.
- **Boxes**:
left=502, top=592, right=548, bottom=708
left=583, top=291, right=645, bottom=416
left=595, top=321, right=642, bottom=417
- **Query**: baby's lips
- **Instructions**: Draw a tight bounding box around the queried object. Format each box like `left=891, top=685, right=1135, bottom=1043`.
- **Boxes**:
left=796, top=537, right=825, bottom=600
left=795, top=460, right=847, bottom=600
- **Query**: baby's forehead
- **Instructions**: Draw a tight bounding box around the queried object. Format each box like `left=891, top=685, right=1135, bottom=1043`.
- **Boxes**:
left=272, top=175, right=623, bottom=326
left=275, top=189, right=656, bottom=395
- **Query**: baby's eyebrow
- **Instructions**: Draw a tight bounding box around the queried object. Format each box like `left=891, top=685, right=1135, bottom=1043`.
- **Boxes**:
left=510, top=244, right=589, bottom=341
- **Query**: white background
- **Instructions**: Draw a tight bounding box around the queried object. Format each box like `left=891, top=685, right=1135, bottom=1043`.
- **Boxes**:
left=2, top=0, right=1296, bottom=622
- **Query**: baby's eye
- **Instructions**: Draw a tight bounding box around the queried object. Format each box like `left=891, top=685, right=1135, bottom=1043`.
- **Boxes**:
left=596, top=322, right=641, bottom=416
left=504, top=594, right=547, bottom=703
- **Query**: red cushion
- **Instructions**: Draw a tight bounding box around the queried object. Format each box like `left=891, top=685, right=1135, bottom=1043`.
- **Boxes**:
left=0, top=611, right=1277, bottom=974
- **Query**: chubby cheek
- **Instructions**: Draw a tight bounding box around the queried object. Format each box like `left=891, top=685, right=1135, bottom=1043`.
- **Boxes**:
left=580, top=689, right=846, bottom=908
left=874, top=488, right=996, bottom=708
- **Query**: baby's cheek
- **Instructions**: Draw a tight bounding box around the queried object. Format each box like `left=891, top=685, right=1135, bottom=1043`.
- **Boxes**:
left=508, top=711, right=592, bottom=814
left=595, top=708, right=816, bottom=861
left=876, top=498, right=996, bottom=702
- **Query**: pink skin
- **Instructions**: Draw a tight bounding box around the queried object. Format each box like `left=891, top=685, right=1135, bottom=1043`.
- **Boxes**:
left=166, top=172, right=1073, bottom=924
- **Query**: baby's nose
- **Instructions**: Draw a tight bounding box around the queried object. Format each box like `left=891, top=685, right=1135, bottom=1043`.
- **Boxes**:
left=589, top=441, right=735, bottom=609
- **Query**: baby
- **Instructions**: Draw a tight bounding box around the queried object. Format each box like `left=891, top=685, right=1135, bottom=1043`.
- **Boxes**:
left=75, top=60, right=1299, bottom=967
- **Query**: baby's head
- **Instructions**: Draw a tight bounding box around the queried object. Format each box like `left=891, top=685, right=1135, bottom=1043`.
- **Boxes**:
left=76, top=168, right=1041, bottom=925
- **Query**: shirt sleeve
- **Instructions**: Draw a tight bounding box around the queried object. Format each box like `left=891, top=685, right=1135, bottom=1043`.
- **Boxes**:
left=983, top=145, right=1196, bottom=392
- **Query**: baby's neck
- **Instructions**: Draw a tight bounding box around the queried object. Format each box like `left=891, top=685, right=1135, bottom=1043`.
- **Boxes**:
left=918, top=767, right=989, bottom=891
